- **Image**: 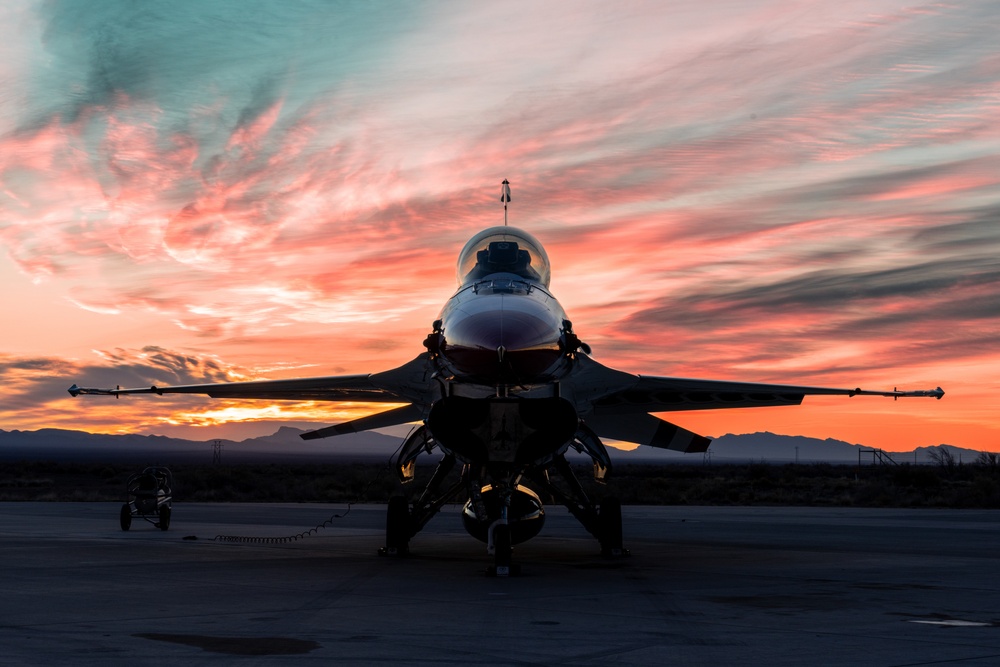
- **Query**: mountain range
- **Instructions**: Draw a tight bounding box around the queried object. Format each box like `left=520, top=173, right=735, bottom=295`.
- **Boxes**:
left=0, top=426, right=981, bottom=466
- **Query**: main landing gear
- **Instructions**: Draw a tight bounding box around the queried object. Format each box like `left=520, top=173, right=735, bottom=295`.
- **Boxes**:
left=379, top=495, right=411, bottom=556
left=598, top=496, right=626, bottom=557
left=376, top=450, right=629, bottom=572
left=378, top=449, right=467, bottom=558
left=526, top=455, right=630, bottom=559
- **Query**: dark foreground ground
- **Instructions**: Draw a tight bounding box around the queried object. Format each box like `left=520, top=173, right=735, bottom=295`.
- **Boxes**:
left=1, top=502, right=999, bottom=665
left=3, top=460, right=999, bottom=508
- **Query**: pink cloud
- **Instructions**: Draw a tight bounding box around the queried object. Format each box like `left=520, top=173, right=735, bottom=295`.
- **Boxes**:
left=2, top=1, right=998, bottom=451
left=0, top=347, right=397, bottom=437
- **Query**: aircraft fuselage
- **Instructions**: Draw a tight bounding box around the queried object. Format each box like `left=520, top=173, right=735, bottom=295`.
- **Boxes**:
left=416, top=226, right=585, bottom=475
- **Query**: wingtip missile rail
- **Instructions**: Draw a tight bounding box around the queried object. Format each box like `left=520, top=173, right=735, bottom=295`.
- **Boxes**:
left=896, top=386, right=945, bottom=400
left=846, top=386, right=945, bottom=400
left=68, top=384, right=112, bottom=397
left=68, top=384, right=160, bottom=397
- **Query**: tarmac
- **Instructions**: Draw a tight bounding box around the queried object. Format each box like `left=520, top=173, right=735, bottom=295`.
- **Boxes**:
left=1, top=502, right=999, bottom=665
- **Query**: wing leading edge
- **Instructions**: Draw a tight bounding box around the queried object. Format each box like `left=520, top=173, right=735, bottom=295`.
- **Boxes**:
left=68, top=354, right=435, bottom=403
left=68, top=374, right=392, bottom=402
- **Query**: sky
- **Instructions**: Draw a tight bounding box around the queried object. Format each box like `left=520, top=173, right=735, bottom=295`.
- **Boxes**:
left=1, top=1, right=998, bottom=451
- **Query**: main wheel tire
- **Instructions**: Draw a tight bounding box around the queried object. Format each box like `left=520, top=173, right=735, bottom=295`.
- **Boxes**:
left=119, top=503, right=132, bottom=531
left=598, top=497, right=623, bottom=556
left=158, top=505, right=171, bottom=531
left=384, top=495, right=410, bottom=555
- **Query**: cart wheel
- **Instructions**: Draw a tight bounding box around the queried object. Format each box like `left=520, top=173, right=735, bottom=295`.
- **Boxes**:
left=119, top=503, right=132, bottom=531
left=158, top=505, right=171, bottom=531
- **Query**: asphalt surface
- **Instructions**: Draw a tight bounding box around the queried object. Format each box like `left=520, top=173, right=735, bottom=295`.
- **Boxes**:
left=1, top=502, right=999, bottom=665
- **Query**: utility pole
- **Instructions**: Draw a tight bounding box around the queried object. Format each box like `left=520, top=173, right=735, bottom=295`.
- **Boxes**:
left=212, top=440, right=223, bottom=465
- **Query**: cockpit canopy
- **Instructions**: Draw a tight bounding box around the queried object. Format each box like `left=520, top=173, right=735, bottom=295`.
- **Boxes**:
left=456, top=226, right=551, bottom=288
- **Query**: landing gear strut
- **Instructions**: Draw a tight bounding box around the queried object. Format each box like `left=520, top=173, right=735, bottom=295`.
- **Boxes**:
left=488, top=522, right=519, bottom=576
left=486, top=475, right=521, bottom=577
left=528, top=454, right=629, bottom=557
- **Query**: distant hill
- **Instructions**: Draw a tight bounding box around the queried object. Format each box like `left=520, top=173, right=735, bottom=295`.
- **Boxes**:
left=0, top=427, right=981, bottom=465
left=611, top=431, right=981, bottom=465
left=0, top=426, right=403, bottom=463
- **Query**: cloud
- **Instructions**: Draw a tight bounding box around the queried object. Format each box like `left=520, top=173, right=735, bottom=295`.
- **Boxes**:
left=1, top=1, right=998, bottom=447
left=28, top=1, right=419, bottom=123
left=0, top=347, right=382, bottom=435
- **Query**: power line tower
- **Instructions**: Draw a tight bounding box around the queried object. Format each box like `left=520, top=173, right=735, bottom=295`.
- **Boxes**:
left=212, top=440, right=223, bottom=465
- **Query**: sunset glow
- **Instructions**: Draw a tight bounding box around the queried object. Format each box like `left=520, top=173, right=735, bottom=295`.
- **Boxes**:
left=2, top=1, right=998, bottom=451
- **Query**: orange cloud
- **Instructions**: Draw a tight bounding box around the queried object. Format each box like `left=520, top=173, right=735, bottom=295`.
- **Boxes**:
left=2, top=1, right=999, bottom=452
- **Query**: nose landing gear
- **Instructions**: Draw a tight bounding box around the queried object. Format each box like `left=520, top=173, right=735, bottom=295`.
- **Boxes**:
left=487, top=522, right=520, bottom=577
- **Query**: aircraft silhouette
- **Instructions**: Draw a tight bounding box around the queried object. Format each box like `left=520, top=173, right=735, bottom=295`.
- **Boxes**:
left=70, top=192, right=943, bottom=575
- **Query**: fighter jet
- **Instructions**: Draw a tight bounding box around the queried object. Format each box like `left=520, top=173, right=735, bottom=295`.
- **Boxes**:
left=69, top=189, right=943, bottom=575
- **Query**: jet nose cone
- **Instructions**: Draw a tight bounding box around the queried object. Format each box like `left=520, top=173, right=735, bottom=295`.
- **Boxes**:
left=441, top=293, right=564, bottom=382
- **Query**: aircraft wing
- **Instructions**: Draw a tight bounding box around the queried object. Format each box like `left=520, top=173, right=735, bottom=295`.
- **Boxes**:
left=564, top=356, right=943, bottom=454
left=597, top=375, right=944, bottom=413
left=568, top=356, right=944, bottom=415
left=68, top=354, right=436, bottom=405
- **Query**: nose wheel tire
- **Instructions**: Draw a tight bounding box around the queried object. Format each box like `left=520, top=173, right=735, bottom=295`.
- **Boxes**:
left=488, top=523, right=519, bottom=576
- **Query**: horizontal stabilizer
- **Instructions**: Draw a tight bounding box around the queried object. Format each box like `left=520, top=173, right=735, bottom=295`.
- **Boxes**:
left=301, top=404, right=424, bottom=440
left=586, top=413, right=711, bottom=453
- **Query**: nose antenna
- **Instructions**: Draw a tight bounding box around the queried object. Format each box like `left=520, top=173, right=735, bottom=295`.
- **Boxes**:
left=500, top=179, right=511, bottom=226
